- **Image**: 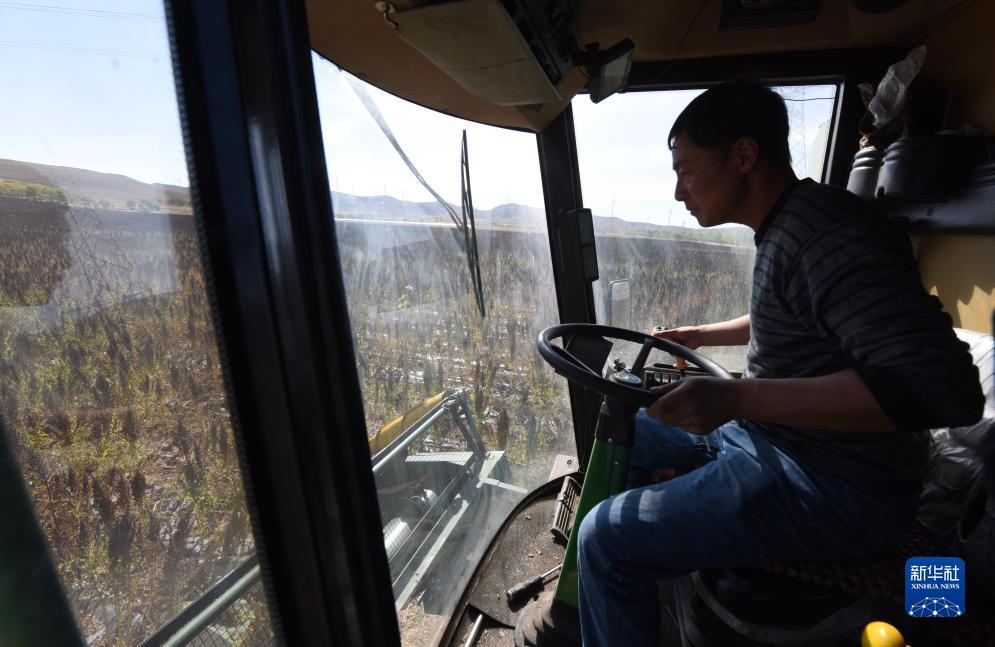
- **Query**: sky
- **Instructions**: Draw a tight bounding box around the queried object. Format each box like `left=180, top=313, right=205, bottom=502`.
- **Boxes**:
left=572, top=86, right=835, bottom=227
left=0, top=1, right=835, bottom=229
left=0, top=1, right=183, bottom=185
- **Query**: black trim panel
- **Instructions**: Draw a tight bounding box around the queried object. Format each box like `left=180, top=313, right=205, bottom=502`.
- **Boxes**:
left=166, top=1, right=399, bottom=645
left=537, top=106, right=603, bottom=467
left=624, top=48, right=901, bottom=91
left=884, top=163, right=995, bottom=233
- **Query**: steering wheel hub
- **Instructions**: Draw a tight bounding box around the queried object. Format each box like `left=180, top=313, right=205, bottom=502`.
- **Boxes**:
left=609, top=370, right=642, bottom=386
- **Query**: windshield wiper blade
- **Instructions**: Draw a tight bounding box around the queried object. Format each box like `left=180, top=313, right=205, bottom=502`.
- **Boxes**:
left=344, top=72, right=486, bottom=317
left=461, top=130, right=485, bottom=318
left=343, top=73, right=462, bottom=230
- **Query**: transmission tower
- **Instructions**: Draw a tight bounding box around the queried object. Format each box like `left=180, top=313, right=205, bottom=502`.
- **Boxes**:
left=780, top=86, right=809, bottom=178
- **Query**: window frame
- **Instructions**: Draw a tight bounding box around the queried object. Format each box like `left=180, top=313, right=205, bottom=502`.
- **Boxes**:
left=165, top=1, right=398, bottom=645
left=618, top=48, right=902, bottom=186
left=536, top=107, right=603, bottom=468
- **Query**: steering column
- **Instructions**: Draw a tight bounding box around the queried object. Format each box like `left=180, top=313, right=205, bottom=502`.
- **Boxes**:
left=515, top=324, right=732, bottom=646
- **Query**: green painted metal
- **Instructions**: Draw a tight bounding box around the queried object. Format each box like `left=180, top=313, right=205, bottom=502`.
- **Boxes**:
left=0, top=424, right=84, bottom=646
left=552, top=437, right=631, bottom=607
left=162, top=564, right=262, bottom=647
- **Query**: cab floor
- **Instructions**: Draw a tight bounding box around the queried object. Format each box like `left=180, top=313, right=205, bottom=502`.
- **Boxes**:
left=449, top=480, right=683, bottom=646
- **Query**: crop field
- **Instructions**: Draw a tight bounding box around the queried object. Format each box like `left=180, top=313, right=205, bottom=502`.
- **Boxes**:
left=0, top=194, right=258, bottom=645
left=0, top=189, right=753, bottom=645
left=336, top=220, right=576, bottom=470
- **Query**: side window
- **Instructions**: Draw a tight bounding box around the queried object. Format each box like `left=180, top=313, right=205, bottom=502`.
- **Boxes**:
left=0, top=3, right=273, bottom=645
left=313, top=58, right=574, bottom=645
left=572, top=84, right=836, bottom=371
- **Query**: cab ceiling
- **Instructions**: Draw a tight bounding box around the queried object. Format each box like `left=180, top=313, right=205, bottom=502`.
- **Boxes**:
left=306, top=0, right=968, bottom=132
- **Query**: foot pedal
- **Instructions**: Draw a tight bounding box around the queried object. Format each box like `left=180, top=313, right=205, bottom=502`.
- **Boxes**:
left=550, top=475, right=581, bottom=545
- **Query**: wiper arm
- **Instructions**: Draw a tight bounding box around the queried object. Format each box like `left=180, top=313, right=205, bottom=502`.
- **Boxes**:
left=461, top=130, right=485, bottom=318
left=344, top=73, right=486, bottom=317
left=344, top=74, right=461, bottom=229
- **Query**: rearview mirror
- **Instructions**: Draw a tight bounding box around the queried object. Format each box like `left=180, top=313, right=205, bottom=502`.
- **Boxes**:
left=573, top=39, right=635, bottom=104
left=606, top=279, right=631, bottom=330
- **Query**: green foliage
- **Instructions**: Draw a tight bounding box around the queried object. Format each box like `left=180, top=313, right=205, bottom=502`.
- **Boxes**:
left=0, top=179, right=67, bottom=204
left=165, top=195, right=191, bottom=208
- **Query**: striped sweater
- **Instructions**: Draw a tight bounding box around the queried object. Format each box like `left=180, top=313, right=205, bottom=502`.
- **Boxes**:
left=745, top=179, right=984, bottom=490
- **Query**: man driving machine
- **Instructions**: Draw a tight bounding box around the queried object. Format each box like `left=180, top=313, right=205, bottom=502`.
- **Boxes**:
left=576, top=80, right=985, bottom=646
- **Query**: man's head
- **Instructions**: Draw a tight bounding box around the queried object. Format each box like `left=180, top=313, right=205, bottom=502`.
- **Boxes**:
left=669, top=80, right=793, bottom=227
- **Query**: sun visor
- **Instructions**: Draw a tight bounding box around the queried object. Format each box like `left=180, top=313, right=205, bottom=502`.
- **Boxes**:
left=392, top=0, right=566, bottom=106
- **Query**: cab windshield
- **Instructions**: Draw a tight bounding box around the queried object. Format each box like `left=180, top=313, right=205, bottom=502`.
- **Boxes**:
left=312, top=55, right=574, bottom=644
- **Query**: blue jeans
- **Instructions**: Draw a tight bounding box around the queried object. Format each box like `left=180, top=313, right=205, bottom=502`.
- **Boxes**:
left=577, top=412, right=919, bottom=647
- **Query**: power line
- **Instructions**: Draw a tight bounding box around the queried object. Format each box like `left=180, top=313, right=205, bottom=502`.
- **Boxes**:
left=0, top=39, right=166, bottom=60
left=0, top=2, right=163, bottom=22
left=673, top=0, right=710, bottom=63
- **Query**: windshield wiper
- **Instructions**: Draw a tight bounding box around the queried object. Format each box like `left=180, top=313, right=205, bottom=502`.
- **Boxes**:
left=461, top=131, right=485, bottom=318
left=344, top=73, right=486, bottom=317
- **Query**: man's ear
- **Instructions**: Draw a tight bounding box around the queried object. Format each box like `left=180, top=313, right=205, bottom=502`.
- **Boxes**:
left=732, top=137, right=759, bottom=174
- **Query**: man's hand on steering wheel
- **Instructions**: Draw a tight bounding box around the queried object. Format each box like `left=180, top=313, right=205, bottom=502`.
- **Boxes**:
left=651, top=325, right=702, bottom=369
left=646, top=377, right=741, bottom=436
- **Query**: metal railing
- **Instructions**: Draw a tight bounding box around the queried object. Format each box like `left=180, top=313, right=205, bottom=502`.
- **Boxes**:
left=141, top=556, right=273, bottom=647
left=371, top=389, right=484, bottom=473
left=142, top=389, right=483, bottom=645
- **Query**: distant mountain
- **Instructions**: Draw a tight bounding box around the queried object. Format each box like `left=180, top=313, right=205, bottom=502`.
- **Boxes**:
left=332, top=192, right=447, bottom=221
left=0, top=158, right=189, bottom=208
left=0, top=159, right=752, bottom=246
left=331, top=192, right=754, bottom=246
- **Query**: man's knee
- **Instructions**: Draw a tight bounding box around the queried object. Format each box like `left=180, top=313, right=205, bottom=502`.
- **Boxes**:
left=578, top=499, right=614, bottom=571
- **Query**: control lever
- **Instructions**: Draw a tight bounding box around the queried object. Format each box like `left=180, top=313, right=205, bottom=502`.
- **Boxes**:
left=652, top=325, right=688, bottom=369
left=505, top=565, right=562, bottom=605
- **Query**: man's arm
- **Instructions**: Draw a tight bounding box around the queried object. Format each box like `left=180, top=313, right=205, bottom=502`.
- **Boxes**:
left=653, top=314, right=750, bottom=348
left=649, top=204, right=984, bottom=436
left=780, top=212, right=983, bottom=432
left=646, top=370, right=895, bottom=435
left=653, top=315, right=751, bottom=370
left=646, top=369, right=894, bottom=436
left=738, top=370, right=894, bottom=430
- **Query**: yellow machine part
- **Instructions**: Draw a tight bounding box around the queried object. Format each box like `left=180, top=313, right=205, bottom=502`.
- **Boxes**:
left=368, top=391, right=447, bottom=455
left=861, top=621, right=906, bottom=647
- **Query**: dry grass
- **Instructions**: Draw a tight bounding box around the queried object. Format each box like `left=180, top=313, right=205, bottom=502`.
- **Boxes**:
left=1, top=196, right=258, bottom=645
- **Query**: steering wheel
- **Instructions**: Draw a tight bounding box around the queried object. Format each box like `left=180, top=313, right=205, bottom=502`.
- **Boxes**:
left=537, top=323, right=734, bottom=408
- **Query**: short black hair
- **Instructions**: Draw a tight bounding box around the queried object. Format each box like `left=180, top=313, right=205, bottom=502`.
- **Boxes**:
left=668, top=80, right=791, bottom=166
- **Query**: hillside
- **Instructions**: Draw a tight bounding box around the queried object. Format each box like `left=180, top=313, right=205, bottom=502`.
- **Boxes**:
left=0, top=158, right=190, bottom=209
left=332, top=191, right=754, bottom=246
left=0, top=158, right=753, bottom=246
